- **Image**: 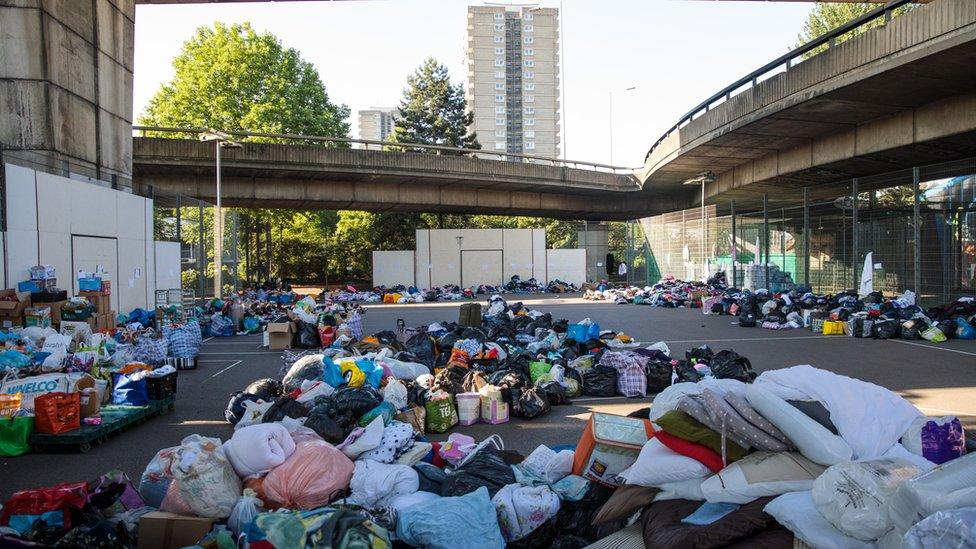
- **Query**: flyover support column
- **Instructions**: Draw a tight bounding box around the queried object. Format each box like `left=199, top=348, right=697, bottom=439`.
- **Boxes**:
left=730, top=200, right=736, bottom=288
left=852, top=178, right=859, bottom=291
left=913, top=167, right=921, bottom=294
left=763, top=194, right=769, bottom=290
left=803, top=187, right=810, bottom=288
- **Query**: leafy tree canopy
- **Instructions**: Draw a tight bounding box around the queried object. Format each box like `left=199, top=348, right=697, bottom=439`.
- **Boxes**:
left=140, top=22, right=349, bottom=139
left=796, top=2, right=915, bottom=58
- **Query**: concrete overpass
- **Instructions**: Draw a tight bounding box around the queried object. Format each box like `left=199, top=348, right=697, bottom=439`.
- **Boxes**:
left=640, top=0, right=976, bottom=209
left=132, top=135, right=671, bottom=220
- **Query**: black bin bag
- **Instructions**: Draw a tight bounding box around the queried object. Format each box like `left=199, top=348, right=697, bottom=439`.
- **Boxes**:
left=582, top=365, right=617, bottom=397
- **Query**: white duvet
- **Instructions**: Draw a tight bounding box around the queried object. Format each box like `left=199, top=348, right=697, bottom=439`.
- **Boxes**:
left=223, top=423, right=296, bottom=479
left=755, top=365, right=922, bottom=459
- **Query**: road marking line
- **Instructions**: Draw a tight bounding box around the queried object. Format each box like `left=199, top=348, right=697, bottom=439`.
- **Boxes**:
left=202, top=336, right=214, bottom=343
left=889, top=339, right=976, bottom=357
left=663, top=335, right=832, bottom=344
left=917, top=406, right=976, bottom=416
left=207, top=360, right=243, bottom=379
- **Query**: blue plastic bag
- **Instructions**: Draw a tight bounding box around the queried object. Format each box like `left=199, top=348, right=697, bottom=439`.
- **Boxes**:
left=955, top=317, right=976, bottom=339
left=566, top=324, right=587, bottom=342
left=354, top=359, right=384, bottom=388
left=243, top=317, right=261, bottom=334
left=112, top=372, right=149, bottom=405
left=208, top=314, right=234, bottom=337
left=396, top=487, right=504, bottom=549
left=0, top=349, right=31, bottom=371
left=322, top=357, right=347, bottom=388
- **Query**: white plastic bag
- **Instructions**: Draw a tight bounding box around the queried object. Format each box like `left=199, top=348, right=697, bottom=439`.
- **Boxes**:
left=812, top=458, right=920, bottom=540
left=888, top=452, right=976, bottom=536
left=296, top=379, right=334, bottom=404
left=520, top=445, right=574, bottom=484
left=492, top=484, right=561, bottom=542
left=383, top=379, right=409, bottom=410
left=903, top=507, right=976, bottom=549
left=227, top=489, right=263, bottom=538
left=171, top=435, right=242, bottom=519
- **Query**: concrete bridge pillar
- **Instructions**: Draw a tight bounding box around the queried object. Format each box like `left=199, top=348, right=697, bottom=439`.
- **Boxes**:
left=0, top=0, right=134, bottom=187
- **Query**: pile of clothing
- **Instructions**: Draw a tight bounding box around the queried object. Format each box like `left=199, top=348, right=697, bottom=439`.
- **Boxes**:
left=584, top=273, right=728, bottom=307
left=604, top=365, right=972, bottom=548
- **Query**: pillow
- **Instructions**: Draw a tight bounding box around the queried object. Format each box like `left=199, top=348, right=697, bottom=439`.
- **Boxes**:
left=620, top=438, right=712, bottom=487
left=655, top=431, right=724, bottom=473
left=701, top=388, right=790, bottom=452
left=592, top=484, right=660, bottom=524
left=653, top=477, right=706, bottom=502
left=745, top=385, right=852, bottom=466
left=676, top=395, right=752, bottom=450
left=655, top=410, right=749, bottom=461
left=396, top=486, right=505, bottom=549
left=701, top=451, right=826, bottom=504
left=723, top=391, right=791, bottom=445
left=764, top=491, right=871, bottom=549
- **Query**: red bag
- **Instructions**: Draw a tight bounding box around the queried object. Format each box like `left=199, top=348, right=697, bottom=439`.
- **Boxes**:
left=0, top=482, right=88, bottom=533
left=34, top=392, right=80, bottom=435
left=318, top=325, right=336, bottom=347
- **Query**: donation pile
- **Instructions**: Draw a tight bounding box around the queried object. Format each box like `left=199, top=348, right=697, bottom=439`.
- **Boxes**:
left=327, top=276, right=579, bottom=305
left=584, top=272, right=728, bottom=307
left=604, top=365, right=972, bottom=548
left=0, top=316, right=197, bottom=457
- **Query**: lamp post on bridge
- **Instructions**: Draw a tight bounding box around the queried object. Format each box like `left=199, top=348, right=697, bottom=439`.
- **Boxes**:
left=609, top=86, right=636, bottom=166
left=200, top=130, right=242, bottom=298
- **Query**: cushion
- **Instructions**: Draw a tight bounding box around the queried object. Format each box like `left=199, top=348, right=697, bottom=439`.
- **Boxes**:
left=701, top=451, right=826, bottom=504
left=676, top=395, right=752, bottom=450
left=653, top=477, right=706, bottom=502
left=655, top=431, right=724, bottom=473
left=655, top=410, right=749, bottom=461
left=593, top=484, right=660, bottom=524
left=745, top=385, right=852, bottom=466
left=641, top=496, right=794, bottom=548
left=701, top=389, right=790, bottom=452
left=396, top=486, right=505, bottom=549
left=723, top=391, right=791, bottom=445
left=764, top=491, right=870, bottom=549
left=620, top=438, right=712, bottom=487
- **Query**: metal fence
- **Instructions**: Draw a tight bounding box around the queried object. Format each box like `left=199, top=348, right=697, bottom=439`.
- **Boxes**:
left=638, top=157, right=976, bottom=306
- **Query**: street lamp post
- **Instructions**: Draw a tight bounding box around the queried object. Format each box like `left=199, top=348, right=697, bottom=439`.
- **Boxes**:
left=609, top=86, right=636, bottom=166
left=200, top=130, right=242, bottom=298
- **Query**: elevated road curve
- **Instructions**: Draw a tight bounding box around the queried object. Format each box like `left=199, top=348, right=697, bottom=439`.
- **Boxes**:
left=132, top=134, right=679, bottom=220
left=641, top=0, right=976, bottom=207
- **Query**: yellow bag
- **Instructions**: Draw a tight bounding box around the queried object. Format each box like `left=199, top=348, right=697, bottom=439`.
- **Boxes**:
left=337, top=360, right=366, bottom=387
left=822, top=320, right=845, bottom=335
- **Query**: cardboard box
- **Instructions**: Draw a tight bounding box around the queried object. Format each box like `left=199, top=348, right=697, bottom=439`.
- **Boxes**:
left=32, top=300, right=66, bottom=324
left=80, top=292, right=110, bottom=313
left=96, top=313, right=115, bottom=332
left=0, top=289, right=30, bottom=315
left=137, top=511, right=213, bottom=549
left=267, top=321, right=295, bottom=350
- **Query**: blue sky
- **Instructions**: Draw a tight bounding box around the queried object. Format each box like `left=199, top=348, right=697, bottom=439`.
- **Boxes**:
left=134, top=0, right=811, bottom=167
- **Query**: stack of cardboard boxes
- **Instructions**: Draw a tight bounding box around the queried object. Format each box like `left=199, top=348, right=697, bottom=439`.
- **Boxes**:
left=80, top=280, right=115, bottom=332
left=0, top=289, right=32, bottom=328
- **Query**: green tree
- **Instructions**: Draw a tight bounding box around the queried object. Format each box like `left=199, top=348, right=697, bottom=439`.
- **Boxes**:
left=796, top=2, right=915, bottom=58
left=390, top=58, right=480, bottom=151
left=140, top=22, right=349, bottom=139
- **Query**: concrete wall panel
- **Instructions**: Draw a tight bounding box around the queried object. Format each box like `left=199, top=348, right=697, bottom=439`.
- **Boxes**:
left=0, top=6, right=43, bottom=80
left=546, top=249, right=586, bottom=286
left=532, top=228, right=546, bottom=281
left=415, top=229, right=431, bottom=290
left=372, top=251, right=415, bottom=288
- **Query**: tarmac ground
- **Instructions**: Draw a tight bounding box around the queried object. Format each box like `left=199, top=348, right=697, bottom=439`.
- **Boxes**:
left=3, top=295, right=974, bottom=499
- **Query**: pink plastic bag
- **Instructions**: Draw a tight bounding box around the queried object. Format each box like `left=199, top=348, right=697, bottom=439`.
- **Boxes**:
left=262, top=439, right=354, bottom=509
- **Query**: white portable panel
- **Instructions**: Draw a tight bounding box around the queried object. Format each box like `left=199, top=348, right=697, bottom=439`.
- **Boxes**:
left=547, top=249, right=586, bottom=287
left=118, top=237, right=147, bottom=314
left=458, top=229, right=503, bottom=250
left=415, top=229, right=431, bottom=289
left=373, top=250, right=415, bottom=288
left=154, top=241, right=181, bottom=291
left=429, top=230, right=462, bottom=287
left=532, top=229, right=547, bottom=281
left=72, top=235, right=118, bottom=311
left=502, top=228, right=533, bottom=282
left=461, top=250, right=502, bottom=287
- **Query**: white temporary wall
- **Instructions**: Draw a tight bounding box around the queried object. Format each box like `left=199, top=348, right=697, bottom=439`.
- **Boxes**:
left=414, top=228, right=552, bottom=288
left=3, top=163, right=156, bottom=311
left=372, top=250, right=415, bottom=288
left=155, top=241, right=182, bottom=290
left=546, top=249, right=587, bottom=286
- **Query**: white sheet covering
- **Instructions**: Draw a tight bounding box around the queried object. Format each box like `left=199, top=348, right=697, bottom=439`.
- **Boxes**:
left=223, top=423, right=296, bottom=479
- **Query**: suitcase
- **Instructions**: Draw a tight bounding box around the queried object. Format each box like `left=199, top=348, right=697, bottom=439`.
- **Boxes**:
left=458, top=303, right=482, bottom=327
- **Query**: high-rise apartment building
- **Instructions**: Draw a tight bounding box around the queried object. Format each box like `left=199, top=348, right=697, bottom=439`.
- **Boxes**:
left=466, top=5, right=560, bottom=159
left=358, top=108, right=397, bottom=143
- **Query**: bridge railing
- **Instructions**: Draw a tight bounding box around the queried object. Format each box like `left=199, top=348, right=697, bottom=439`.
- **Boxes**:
left=132, top=126, right=640, bottom=175
left=645, top=0, right=916, bottom=162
